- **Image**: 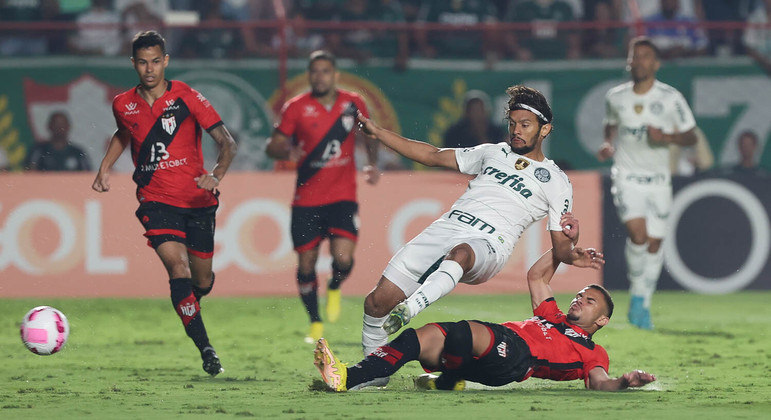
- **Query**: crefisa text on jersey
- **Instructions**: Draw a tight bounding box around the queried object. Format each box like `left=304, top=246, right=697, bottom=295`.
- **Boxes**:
left=482, top=166, right=534, bottom=198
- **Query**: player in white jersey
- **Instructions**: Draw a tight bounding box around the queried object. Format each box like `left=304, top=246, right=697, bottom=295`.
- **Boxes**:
left=355, top=86, right=599, bottom=384
left=597, top=37, right=697, bottom=329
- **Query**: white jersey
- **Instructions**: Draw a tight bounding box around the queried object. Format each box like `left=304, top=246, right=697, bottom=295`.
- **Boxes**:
left=604, top=80, right=696, bottom=182
left=446, top=142, right=573, bottom=255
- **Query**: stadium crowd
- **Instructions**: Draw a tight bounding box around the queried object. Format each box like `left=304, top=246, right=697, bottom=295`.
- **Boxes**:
left=1, top=0, right=770, bottom=61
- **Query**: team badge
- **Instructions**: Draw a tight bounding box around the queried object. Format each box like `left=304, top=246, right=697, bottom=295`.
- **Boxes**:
left=515, top=158, right=530, bottom=170
left=650, top=101, right=663, bottom=115
left=534, top=167, right=551, bottom=182
left=342, top=114, right=354, bottom=132
left=634, top=103, right=644, bottom=114
left=161, top=114, right=176, bottom=135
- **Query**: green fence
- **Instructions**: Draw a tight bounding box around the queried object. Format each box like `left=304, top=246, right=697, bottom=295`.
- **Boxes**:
left=1, top=57, right=768, bottom=171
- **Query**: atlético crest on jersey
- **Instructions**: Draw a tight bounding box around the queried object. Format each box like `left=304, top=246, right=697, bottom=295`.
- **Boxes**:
left=515, top=158, right=530, bottom=170
left=161, top=114, right=176, bottom=135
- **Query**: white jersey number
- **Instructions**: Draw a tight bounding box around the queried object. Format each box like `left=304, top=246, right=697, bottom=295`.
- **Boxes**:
left=149, top=142, right=170, bottom=162
left=322, top=139, right=342, bottom=161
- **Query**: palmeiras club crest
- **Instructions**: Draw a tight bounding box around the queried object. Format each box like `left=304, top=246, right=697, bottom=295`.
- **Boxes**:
left=161, top=113, right=176, bottom=135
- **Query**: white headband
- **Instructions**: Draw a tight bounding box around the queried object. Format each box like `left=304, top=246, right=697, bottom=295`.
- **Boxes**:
left=513, top=103, right=549, bottom=123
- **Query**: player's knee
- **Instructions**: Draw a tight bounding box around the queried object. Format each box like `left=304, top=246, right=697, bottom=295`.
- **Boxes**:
left=446, top=244, right=474, bottom=272
left=648, top=240, right=662, bottom=253
left=167, top=261, right=191, bottom=279
left=191, top=271, right=213, bottom=289
left=364, top=291, right=394, bottom=317
left=628, top=233, right=647, bottom=245
left=332, top=257, right=353, bottom=274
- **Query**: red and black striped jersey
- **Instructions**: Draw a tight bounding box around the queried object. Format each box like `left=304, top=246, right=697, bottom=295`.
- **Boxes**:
left=503, top=298, right=609, bottom=386
left=275, top=89, right=369, bottom=207
left=112, top=80, right=222, bottom=208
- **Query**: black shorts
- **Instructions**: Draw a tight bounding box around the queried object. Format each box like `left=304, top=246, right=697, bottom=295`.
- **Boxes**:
left=135, top=201, right=218, bottom=259
left=431, top=321, right=534, bottom=387
left=291, top=201, right=358, bottom=252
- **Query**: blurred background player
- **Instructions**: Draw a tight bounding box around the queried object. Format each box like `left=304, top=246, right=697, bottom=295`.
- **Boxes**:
left=27, top=111, right=91, bottom=172
left=355, top=85, right=600, bottom=388
left=442, top=90, right=506, bottom=149
left=91, top=30, right=237, bottom=375
left=266, top=50, right=380, bottom=343
left=314, top=214, right=655, bottom=392
left=597, top=36, right=697, bottom=330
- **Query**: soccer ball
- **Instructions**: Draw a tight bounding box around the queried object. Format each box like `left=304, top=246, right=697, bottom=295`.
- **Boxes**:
left=20, top=306, right=70, bottom=355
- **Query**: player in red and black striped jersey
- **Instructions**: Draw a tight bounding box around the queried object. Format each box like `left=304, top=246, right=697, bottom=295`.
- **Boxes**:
left=92, top=31, right=237, bottom=376
left=266, top=50, right=379, bottom=343
left=314, top=214, right=656, bottom=392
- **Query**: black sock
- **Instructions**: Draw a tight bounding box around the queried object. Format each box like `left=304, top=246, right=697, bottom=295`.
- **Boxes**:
left=193, top=272, right=215, bottom=301
left=298, top=271, right=320, bottom=322
left=170, top=278, right=211, bottom=354
left=328, top=259, right=353, bottom=290
left=347, top=328, right=420, bottom=389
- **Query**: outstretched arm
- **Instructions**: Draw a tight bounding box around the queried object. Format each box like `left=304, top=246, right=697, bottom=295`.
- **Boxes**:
left=357, top=112, right=459, bottom=170
left=587, top=367, right=656, bottom=391
left=92, top=128, right=130, bottom=192
left=528, top=213, right=604, bottom=310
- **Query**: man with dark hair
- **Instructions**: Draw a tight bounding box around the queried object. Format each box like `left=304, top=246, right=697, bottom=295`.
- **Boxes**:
left=353, top=85, right=597, bottom=388
left=442, top=90, right=505, bottom=149
left=266, top=49, right=380, bottom=343
left=730, top=130, right=765, bottom=175
left=314, top=214, right=656, bottom=392
left=597, top=36, right=697, bottom=330
left=92, top=30, right=238, bottom=376
left=27, top=111, right=91, bottom=171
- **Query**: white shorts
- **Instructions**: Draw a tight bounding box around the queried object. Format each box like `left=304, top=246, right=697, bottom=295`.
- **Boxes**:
left=611, top=174, right=672, bottom=239
left=383, top=219, right=508, bottom=296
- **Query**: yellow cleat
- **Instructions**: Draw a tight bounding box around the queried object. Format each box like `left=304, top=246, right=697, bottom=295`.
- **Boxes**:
left=305, top=321, right=324, bottom=344
left=326, top=288, right=342, bottom=323
left=313, top=338, right=348, bottom=392
left=414, top=373, right=465, bottom=391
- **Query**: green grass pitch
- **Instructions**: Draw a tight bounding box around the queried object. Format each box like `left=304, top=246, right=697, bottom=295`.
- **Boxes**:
left=1, top=292, right=770, bottom=419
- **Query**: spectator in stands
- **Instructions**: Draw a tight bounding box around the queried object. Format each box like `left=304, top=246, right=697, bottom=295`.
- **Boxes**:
left=178, top=0, right=245, bottom=58
left=729, top=130, right=766, bottom=175
left=27, top=111, right=91, bottom=172
left=582, top=0, right=624, bottom=58
left=644, top=0, right=708, bottom=58
left=117, top=1, right=168, bottom=53
left=503, top=0, right=582, bottom=61
left=744, top=1, right=771, bottom=75
left=0, top=0, right=58, bottom=56
left=327, top=0, right=409, bottom=70
left=272, top=8, right=327, bottom=58
left=696, top=0, right=747, bottom=56
left=71, top=0, right=122, bottom=56
left=414, top=0, right=498, bottom=61
left=443, top=90, right=505, bottom=149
